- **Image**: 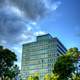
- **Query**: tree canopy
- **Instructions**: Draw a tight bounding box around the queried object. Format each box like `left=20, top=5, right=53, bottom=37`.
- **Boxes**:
left=0, top=46, right=17, bottom=78
left=53, top=48, right=80, bottom=80
left=4, top=65, right=20, bottom=79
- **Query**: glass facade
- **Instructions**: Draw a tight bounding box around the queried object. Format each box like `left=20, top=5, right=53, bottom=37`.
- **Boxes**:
left=21, top=34, right=67, bottom=80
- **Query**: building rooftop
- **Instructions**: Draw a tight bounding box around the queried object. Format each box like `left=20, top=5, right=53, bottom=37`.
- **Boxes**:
left=23, top=34, right=67, bottom=51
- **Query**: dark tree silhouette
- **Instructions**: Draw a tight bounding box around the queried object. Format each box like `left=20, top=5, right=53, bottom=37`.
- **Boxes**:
left=0, top=46, right=17, bottom=79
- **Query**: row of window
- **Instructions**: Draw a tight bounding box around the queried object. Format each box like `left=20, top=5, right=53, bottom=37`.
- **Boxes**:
left=23, top=42, right=56, bottom=52
left=22, top=49, right=57, bottom=61
left=22, top=63, right=54, bottom=71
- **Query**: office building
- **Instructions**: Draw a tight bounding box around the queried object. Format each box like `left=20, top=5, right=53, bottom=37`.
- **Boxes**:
left=21, top=34, right=67, bottom=80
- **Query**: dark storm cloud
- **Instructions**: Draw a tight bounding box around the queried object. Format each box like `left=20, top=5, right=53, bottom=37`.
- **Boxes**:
left=10, top=0, right=60, bottom=21
left=10, top=0, right=47, bottom=20
left=0, top=5, right=30, bottom=46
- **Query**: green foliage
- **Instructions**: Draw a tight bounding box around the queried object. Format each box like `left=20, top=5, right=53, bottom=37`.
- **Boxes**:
left=27, top=76, right=34, bottom=80
left=4, top=68, right=15, bottom=79
left=27, top=72, right=39, bottom=80
left=44, top=73, right=59, bottom=80
left=0, top=46, right=17, bottom=78
left=53, top=48, right=80, bottom=80
left=33, top=76, right=39, bottom=80
left=73, top=76, right=80, bottom=80
left=4, top=65, right=20, bottom=79
left=71, top=73, right=80, bottom=80
left=27, top=75, right=39, bottom=80
left=33, top=72, right=39, bottom=80
left=50, top=73, right=59, bottom=80
left=53, top=55, right=74, bottom=80
left=44, top=74, right=51, bottom=80
left=66, top=47, right=80, bottom=61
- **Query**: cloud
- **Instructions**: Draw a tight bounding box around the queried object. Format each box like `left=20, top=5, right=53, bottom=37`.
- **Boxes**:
left=0, top=0, right=61, bottom=68
left=34, top=31, right=47, bottom=36
left=43, top=0, right=61, bottom=11
left=0, top=6, right=26, bottom=45
left=10, top=0, right=61, bottom=21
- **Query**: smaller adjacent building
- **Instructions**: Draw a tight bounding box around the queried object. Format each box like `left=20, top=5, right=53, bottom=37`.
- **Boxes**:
left=21, top=34, right=67, bottom=80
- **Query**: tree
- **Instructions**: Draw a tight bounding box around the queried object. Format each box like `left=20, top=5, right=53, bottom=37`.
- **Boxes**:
left=44, top=73, right=59, bottom=80
left=50, top=73, right=59, bottom=80
left=0, top=46, right=17, bottom=79
left=27, top=75, right=34, bottom=80
left=27, top=72, right=39, bottom=80
left=66, top=47, right=80, bottom=61
left=71, top=73, right=80, bottom=80
left=33, top=76, right=39, bottom=80
left=44, top=74, right=51, bottom=80
left=53, top=48, right=80, bottom=80
left=33, top=72, right=39, bottom=80
left=4, top=67, right=15, bottom=80
left=53, top=55, right=74, bottom=80
left=4, top=65, right=20, bottom=80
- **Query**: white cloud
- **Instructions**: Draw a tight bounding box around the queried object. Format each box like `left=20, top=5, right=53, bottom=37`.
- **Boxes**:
left=51, top=1, right=61, bottom=10
left=0, top=40, right=7, bottom=45
left=31, top=22, right=37, bottom=26
left=21, top=34, right=28, bottom=39
left=43, top=0, right=61, bottom=11
left=27, top=25, right=33, bottom=31
left=34, top=31, right=47, bottom=36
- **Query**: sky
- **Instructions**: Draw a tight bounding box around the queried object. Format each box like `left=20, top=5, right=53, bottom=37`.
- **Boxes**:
left=0, top=0, right=80, bottom=69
